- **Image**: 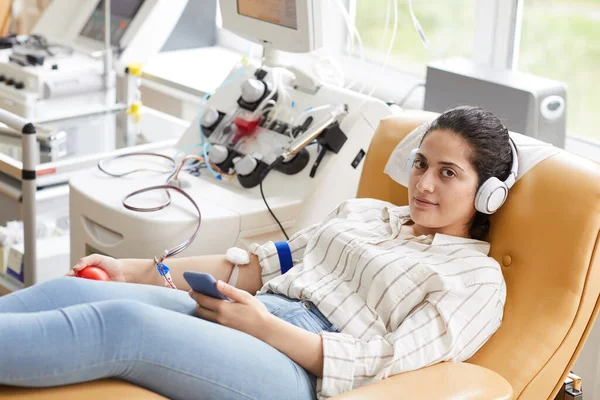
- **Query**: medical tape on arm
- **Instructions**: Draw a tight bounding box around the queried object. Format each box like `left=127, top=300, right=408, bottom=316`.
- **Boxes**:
left=225, top=247, right=250, bottom=287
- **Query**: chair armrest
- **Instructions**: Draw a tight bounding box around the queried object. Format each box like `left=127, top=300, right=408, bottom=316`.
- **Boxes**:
left=332, top=362, right=513, bottom=400
left=0, top=379, right=166, bottom=399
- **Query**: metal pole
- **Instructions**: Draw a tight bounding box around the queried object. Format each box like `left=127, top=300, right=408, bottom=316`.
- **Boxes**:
left=0, top=108, right=38, bottom=287
left=21, top=123, right=37, bottom=287
left=104, top=0, right=112, bottom=90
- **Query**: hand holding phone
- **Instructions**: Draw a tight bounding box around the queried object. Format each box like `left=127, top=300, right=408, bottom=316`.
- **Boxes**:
left=183, top=271, right=229, bottom=300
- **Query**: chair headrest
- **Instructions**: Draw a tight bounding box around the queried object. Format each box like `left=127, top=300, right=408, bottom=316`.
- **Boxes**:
left=384, top=122, right=561, bottom=187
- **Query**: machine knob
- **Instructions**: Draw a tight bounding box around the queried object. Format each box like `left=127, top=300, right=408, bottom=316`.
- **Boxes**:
left=207, top=144, right=229, bottom=164
left=201, top=106, right=220, bottom=128
left=233, top=154, right=258, bottom=176
left=240, top=79, right=266, bottom=104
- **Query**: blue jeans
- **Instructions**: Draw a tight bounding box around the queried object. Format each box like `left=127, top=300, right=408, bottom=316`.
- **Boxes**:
left=0, top=278, right=338, bottom=400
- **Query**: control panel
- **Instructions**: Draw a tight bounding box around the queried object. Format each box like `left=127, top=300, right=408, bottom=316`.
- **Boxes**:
left=196, top=67, right=347, bottom=188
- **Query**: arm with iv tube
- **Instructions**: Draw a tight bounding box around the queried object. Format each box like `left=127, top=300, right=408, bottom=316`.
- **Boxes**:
left=68, top=200, right=347, bottom=292
left=70, top=253, right=263, bottom=294
left=69, top=220, right=327, bottom=293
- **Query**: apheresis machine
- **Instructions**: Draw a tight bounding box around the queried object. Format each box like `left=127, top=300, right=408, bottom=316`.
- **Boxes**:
left=0, top=0, right=189, bottom=199
left=69, top=0, right=392, bottom=267
left=0, top=0, right=193, bottom=288
left=0, top=0, right=187, bottom=121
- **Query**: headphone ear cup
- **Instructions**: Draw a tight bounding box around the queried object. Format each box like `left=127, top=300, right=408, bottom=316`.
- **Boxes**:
left=475, top=177, right=509, bottom=214
left=405, top=149, right=418, bottom=172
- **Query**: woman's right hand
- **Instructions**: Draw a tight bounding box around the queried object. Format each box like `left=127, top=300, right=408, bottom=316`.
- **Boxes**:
left=66, top=254, right=127, bottom=283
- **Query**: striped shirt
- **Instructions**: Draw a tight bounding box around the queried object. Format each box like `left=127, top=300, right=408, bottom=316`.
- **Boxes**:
left=249, top=199, right=506, bottom=399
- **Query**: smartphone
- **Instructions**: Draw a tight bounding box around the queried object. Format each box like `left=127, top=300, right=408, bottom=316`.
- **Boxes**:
left=183, top=271, right=229, bottom=300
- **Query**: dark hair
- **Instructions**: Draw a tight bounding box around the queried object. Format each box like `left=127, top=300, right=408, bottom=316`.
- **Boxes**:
left=420, top=106, right=513, bottom=240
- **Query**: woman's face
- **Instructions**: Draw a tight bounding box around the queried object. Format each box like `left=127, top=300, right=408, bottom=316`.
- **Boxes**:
left=407, top=129, right=480, bottom=237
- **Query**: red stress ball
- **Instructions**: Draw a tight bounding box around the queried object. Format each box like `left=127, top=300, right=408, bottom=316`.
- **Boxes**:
left=76, top=266, right=110, bottom=281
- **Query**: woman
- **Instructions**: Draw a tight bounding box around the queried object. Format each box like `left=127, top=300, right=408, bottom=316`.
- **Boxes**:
left=0, top=106, right=512, bottom=399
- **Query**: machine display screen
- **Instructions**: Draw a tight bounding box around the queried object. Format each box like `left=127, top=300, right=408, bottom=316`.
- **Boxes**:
left=237, top=0, right=298, bottom=30
left=80, top=0, right=145, bottom=46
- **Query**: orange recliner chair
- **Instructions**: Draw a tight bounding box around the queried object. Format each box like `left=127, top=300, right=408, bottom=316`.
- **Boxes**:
left=1, top=111, right=599, bottom=399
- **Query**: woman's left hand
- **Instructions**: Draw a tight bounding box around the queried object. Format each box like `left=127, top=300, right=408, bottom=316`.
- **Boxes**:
left=190, top=280, right=272, bottom=339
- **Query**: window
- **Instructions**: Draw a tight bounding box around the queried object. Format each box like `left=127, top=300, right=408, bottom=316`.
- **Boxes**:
left=353, top=0, right=477, bottom=76
left=518, top=0, right=600, bottom=142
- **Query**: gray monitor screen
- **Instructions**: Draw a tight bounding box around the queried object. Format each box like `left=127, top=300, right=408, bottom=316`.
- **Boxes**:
left=237, top=0, right=297, bottom=30
left=80, top=0, right=145, bottom=46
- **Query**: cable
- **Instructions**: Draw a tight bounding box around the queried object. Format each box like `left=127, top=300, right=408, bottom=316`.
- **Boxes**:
left=168, top=154, right=234, bottom=183
left=25, top=34, right=73, bottom=57
left=330, top=0, right=365, bottom=92
left=364, top=0, right=398, bottom=99
left=251, top=68, right=280, bottom=119
left=256, top=104, right=346, bottom=240
left=349, top=0, right=398, bottom=119
left=94, top=51, right=259, bottom=287
left=97, top=153, right=218, bottom=273
left=97, top=152, right=177, bottom=177
left=259, top=156, right=289, bottom=240
left=375, top=0, right=393, bottom=58
left=295, top=105, right=334, bottom=122
left=181, top=60, right=249, bottom=180
left=358, top=0, right=394, bottom=97
left=123, top=184, right=201, bottom=259
left=259, top=98, right=284, bottom=136
left=397, top=82, right=425, bottom=107
left=100, top=153, right=231, bottom=210
left=312, top=53, right=345, bottom=87
left=408, top=0, right=429, bottom=48
left=284, top=104, right=334, bottom=138
left=173, top=142, right=206, bottom=161
left=202, top=141, right=221, bottom=180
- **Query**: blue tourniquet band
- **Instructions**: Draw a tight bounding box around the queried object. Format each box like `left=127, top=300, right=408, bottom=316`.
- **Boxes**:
left=274, top=241, right=293, bottom=274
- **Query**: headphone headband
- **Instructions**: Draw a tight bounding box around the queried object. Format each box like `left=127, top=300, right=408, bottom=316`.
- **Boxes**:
left=504, top=137, right=519, bottom=189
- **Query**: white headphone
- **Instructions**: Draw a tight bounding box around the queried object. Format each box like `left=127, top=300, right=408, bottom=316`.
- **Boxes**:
left=405, top=138, right=519, bottom=214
